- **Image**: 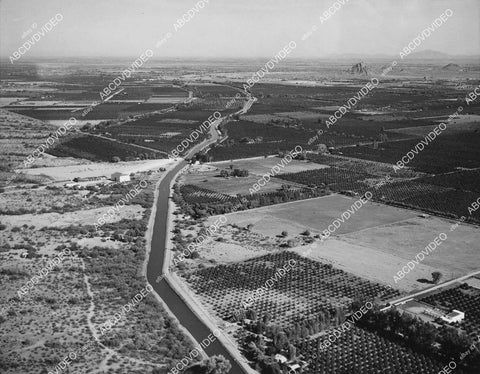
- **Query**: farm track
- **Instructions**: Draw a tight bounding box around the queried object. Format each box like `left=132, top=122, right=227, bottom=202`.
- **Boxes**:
left=384, top=270, right=480, bottom=310
left=80, top=258, right=166, bottom=371
left=335, top=135, right=420, bottom=149
left=85, top=132, right=169, bottom=156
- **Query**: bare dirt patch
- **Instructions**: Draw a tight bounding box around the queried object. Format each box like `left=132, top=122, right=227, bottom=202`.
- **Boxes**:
left=199, top=241, right=269, bottom=263
left=218, top=194, right=416, bottom=237
left=23, top=159, right=173, bottom=181
left=201, top=195, right=478, bottom=292
left=342, top=216, right=480, bottom=280
left=291, top=240, right=440, bottom=293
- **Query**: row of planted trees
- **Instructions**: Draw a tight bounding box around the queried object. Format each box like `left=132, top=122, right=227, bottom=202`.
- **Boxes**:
left=238, top=299, right=480, bottom=373
left=173, top=183, right=326, bottom=219
left=356, top=306, right=480, bottom=371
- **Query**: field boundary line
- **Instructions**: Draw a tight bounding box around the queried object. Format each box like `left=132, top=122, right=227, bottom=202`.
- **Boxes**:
left=207, top=155, right=277, bottom=165
left=335, top=215, right=417, bottom=237
left=385, top=270, right=480, bottom=310
left=216, top=193, right=339, bottom=218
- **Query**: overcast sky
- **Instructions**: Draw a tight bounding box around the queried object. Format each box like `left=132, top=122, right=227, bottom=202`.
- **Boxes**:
left=1, top=0, right=479, bottom=59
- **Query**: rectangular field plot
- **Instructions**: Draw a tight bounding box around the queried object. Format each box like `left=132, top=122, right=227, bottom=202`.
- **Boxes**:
left=278, top=166, right=374, bottom=193
left=190, top=84, right=240, bottom=96
left=220, top=194, right=416, bottom=237
left=183, top=252, right=399, bottom=327
left=180, top=185, right=236, bottom=205
left=182, top=170, right=289, bottom=196
left=296, top=326, right=444, bottom=374
left=144, top=97, right=185, bottom=103
left=47, top=134, right=164, bottom=162
left=342, top=215, right=480, bottom=279
left=10, top=103, right=136, bottom=120
left=207, top=120, right=312, bottom=161
left=279, top=159, right=480, bottom=224
left=337, top=133, right=480, bottom=174
left=209, top=156, right=329, bottom=175
left=417, top=170, right=480, bottom=193
left=98, top=110, right=213, bottom=153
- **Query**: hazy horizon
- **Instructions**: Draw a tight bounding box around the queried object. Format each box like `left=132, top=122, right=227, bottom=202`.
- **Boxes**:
left=1, top=0, right=479, bottom=60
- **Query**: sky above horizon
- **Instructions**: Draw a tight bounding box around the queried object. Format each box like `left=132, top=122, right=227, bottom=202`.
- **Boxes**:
left=1, top=0, right=479, bottom=59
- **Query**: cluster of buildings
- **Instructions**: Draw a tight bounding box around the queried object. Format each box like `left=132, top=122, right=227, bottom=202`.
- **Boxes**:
left=64, top=172, right=131, bottom=188
left=274, top=354, right=307, bottom=374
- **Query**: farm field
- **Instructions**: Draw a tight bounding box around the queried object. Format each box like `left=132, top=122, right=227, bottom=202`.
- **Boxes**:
left=181, top=168, right=289, bottom=196
left=181, top=251, right=454, bottom=373
left=240, top=111, right=329, bottom=124
left=417, top=169, right=480, bottom=193
left=1, top=4, right=479, bottom=374
left=289, top=239, right=440, bottom=292
left=279, top=154, right=480, bottom=224
left=190, top=84, right=241, bottom=96
left=90, top=108, right=222, bottom=155
left=376, top=184, right=480, bottom=223
left=306, top=153, right=422, bottom=178
left=96, top=122, right=206, bottom=154
left=217, top=194, right=416, bottom=238
left=179, top=184, right=236, bottom=205
left=278, top=166, right=374, bottom=193
left=183, top=251, right=399, bottom=327
left=341, top=216, right=480, bottom=284
left=47, top=134, right=165, bottom=162
left=179, top=157, right=328, bottom=197
left=3, top=82, right=189, bottom=132
left=208, top=120, right=313, bottom=161
left=336, top=133, right=480, bottom=174
left=209, top=156, right=329, bottom=175
left=176, top=182, right=327, bottom=219
left=8, top=102, right=151, bottom=121
left=205, top=195, right=479, bottom=291
left=295, top=326, right=445, bottom=374
left=192, top=213, right=415, bottom=288
left=387, top=115, right=480, bottom=136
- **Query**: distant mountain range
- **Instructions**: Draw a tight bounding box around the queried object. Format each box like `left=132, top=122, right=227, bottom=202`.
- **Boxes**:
left=325, top=49, right=480, bottom=61
left=348, top=62, right=369, bottom=75
left=345, top=59, right=466, bottom=75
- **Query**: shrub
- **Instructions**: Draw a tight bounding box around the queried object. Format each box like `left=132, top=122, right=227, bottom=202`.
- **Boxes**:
left=432, top=271, right=442, bottom=284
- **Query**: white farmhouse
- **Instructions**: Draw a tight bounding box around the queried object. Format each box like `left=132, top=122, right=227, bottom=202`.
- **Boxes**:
left=274, top=354, right=288, bottom=364
left=111, top=172, right=130, bottom=182
left=441, top=310, right=465, bottom=324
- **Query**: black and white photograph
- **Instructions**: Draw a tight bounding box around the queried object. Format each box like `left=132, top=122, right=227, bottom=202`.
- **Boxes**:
left=0, top=1, right=479, bottom=373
